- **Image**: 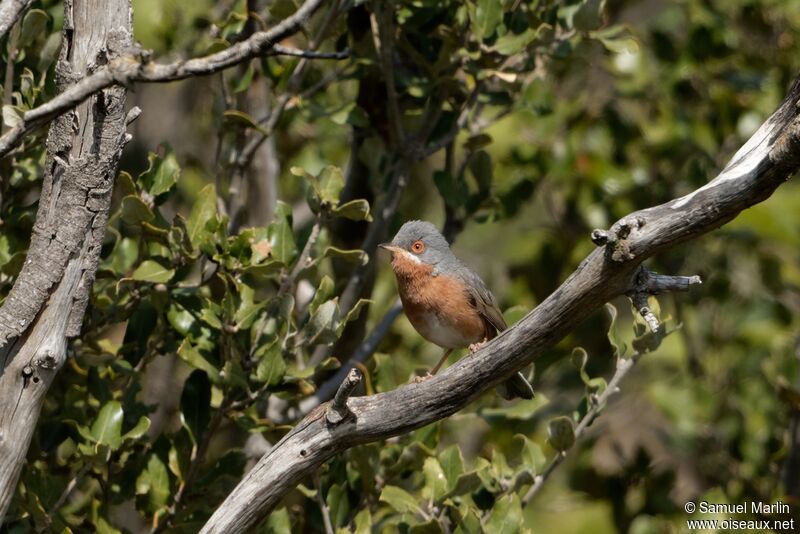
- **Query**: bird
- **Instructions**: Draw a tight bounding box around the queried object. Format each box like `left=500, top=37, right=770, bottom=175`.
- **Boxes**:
left=379, top=220, right=534, bottom=400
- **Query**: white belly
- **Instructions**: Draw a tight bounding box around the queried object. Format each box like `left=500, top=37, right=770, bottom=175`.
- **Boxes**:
left=412, top=311, right=479, bottom=349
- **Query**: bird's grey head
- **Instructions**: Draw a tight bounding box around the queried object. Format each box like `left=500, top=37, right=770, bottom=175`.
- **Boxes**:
left=380, top=220, right=454, bottom=268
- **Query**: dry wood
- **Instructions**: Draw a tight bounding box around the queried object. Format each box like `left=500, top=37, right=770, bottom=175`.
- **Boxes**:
left=0, top=0, right=132, bottom=520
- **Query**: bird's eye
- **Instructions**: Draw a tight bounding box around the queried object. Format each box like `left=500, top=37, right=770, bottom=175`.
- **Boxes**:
left=411, top=240, right=425, bottom=254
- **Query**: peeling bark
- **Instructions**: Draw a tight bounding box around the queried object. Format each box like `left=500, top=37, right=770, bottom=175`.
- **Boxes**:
left=0, top=0, right=132, bottom=521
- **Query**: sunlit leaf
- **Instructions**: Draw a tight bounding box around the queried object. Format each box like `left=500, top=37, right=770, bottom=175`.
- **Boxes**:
left=90, top=401, right=123, bottom=450
left=331, top=199, right=372, bottom=221
left=379, top=485, right=422, bottom=515
left=177, top=339, right=221, bottom=384
left=136, top=454, right=170, bottom=513
left=131, top=259, right=174, bottom=283
left=187, top=184, right=218, bottom=249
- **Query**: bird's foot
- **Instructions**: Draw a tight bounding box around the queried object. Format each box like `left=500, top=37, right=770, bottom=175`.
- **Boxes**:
left=469, top=340, right=488, bottom=353
left=414, top=372, right=433, bottom=383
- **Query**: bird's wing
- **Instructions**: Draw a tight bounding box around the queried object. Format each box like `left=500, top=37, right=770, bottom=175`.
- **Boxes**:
left=457, top=267, right=508, bottom=333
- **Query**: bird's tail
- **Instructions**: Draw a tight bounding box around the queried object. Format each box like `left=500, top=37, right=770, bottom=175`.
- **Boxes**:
left=496, top=372, right=535, bottom=400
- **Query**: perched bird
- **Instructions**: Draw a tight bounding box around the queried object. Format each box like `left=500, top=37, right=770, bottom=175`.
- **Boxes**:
left=379, top=220, right=534, bottom=400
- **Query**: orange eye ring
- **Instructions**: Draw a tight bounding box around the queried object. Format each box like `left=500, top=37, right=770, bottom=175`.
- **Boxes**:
left=411, top=240, right=425, bottom=254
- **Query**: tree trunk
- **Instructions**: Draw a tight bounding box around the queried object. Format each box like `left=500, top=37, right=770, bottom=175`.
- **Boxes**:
left=0, top=0, right=132, bottom=520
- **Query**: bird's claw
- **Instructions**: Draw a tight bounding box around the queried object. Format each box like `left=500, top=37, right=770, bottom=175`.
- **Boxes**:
left=469, top=341, right=487, bottom=353
left=414, top=372, right=433, bottom=383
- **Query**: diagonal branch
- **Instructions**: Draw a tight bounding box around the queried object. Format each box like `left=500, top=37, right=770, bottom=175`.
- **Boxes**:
left=199, top=73, right=800, bottom=533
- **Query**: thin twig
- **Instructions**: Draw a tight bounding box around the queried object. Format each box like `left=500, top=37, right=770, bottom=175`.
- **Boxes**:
left=314, top=475, right=335, bottom=534
left=45, top=463, right=91, bottom=526
left=326, top=368, right=362, bottom=425
left=522, top=351, right=644, bottom=506
left=153, top=393, right=233, bottom=533
left=0, top=0, right=329, bottom=159
left=232, top=0, right=342, bottom=173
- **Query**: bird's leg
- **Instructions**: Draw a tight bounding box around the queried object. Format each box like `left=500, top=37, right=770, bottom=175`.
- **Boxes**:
left=469, top=338, right=488, bottom=353
left=414, top=348, right=453, bottom=383
left=415, top=349, right=453, bottom=383
left=430, top=348, right=453, bottom=375
left=413, top=348, right=457, bottom=383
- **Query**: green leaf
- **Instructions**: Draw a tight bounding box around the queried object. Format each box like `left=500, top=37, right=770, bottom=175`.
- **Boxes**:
left=317, top=166, right=345, bottom=205
left=104, top=236, right=139, bottom=274
left=331, top=199, right=372, bottom=221
left=255, top=341, right=286, bottom=385
left=267, top=217, right=297, bottom=264
left=599, top=35, right=639, bottom=54
left=322, top=246, right=367, bottom=265
left=475, top=0, right=503, bottom=39
left=326, top=482, right=350, bottom=527
left=463, top=133, right=493, bottom=151
left=512, top=434, right=546, bottom=474
left=485, top=494, right=523, bottom=534
left=181, top=370, right=211, bottom=443
left=122, top=416, right=151, bottom=442
left=433, top=171, right=468, bottom=208
left=19, top=9, right=49, bottom=47
left=177, top=339, right=221, bottom=384
left=120, top=195, right=155, bottom=225
left=571, top=347, right=591, bottom=384
left=136, top=454, right=170, bottom=513
left=131, top=260, right=174, bottom=283
left=167, top=302, right=197, bottom=337
left=442, top=469, right=484, bottom=500
left=438, top=445, right=464, bottom=488
left=2, top=105, right=23, bottom=129
left=304, top=299, right=339, bottom=345
left=547, top=416, right=575, bottom=452
left=223, top=109, right=268, bottom=134
left=422, top=457, right=448, bottom=501
left=331, top=103, right=370, bottom=127
left=234, top=64, right=255, bottom=93
left=573, top=0, right=606, bottom=32
left=605, top=303, right=627, bottom=358
left=265, top=507, right=291, bottom=533
left=339, top=298, right=371, bottom=334
left=479, top=395, right=549, bottom=420
left=468, top=150, right=493, bottom=192
left=494, top=28, right=540, bottom=55
left=187, top=185, right=219, bottom=249
left=379, top=485, right=422, bottom=515
left=353, top=509, right=372, bottom=534
left=309, top=275, right=334, bottom=314
left=140, top=150, right=181, bottom=198
left=90, top=401, right=124, bottom=450
left=96, top=517, right=122, bottom=534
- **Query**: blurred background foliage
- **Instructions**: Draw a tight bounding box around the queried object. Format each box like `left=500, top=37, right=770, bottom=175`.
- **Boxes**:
left=1, top=0, right=799, bottom=532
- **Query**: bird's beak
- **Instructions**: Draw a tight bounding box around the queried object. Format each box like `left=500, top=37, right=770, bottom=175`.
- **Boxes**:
left=378, top=243, right=398, bottom=253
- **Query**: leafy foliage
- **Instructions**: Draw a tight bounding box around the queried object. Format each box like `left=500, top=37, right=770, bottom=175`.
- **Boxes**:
left=1, top=0, right=799, bottom=532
